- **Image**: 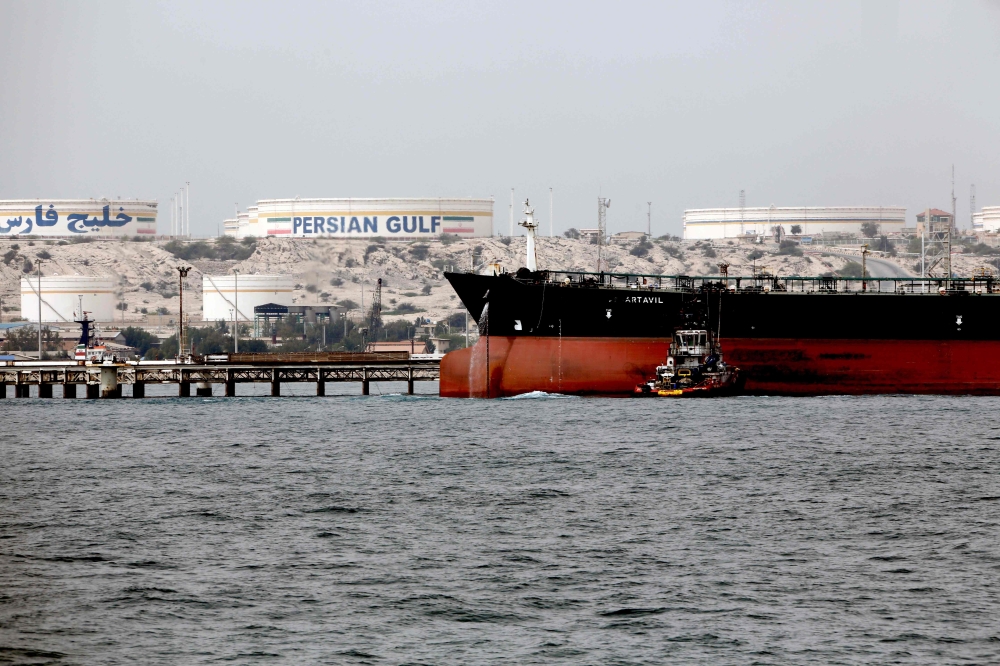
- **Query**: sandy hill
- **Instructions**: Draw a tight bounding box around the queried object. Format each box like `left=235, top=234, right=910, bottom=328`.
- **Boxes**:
left=3, top=235, right=987, bottom=326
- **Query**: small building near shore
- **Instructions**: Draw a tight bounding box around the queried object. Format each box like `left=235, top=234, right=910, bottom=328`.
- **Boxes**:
left=369, top=339, right=429, bottom=354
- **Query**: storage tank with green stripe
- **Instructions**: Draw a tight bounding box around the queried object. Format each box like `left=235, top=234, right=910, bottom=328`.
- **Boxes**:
left=227, top=198, right=493, bottom=239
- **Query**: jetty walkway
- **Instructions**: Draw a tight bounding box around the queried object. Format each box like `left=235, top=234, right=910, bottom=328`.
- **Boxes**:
left=0, top=353, right=441, bottom=398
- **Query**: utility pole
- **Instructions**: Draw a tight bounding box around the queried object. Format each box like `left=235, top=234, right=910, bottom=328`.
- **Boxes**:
left=861, top=244, right=869, bottom=293
left=739, top=189, right=746, bottom=236
left=951, top=165, right=957, bottom=230
left=597, top=197, right=610, bottom=272
left=177, top=266, right=190, bottom=357
left=233, top=268, right=239, bottom=353
left=185, top=182, right=190, bottom=238
left=971, top=184, right=977, bottom=228
left=509, top=188, right=514, bottom=237
left=36, top=260, right=43, bottom=359
left=549, top=187, right=554, bottom=237
left=646, top=201, right=652, bottom=237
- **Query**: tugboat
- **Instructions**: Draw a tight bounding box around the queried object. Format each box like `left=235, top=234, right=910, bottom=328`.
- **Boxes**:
left=634, top=319, right=743, bottom=397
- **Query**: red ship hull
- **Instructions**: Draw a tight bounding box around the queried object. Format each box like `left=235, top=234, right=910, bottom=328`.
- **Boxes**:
left=439, top=336, right=672, bottom=397
left=725, top=338, right=1000, bottom=395
left=440, top=336, right=1000, bottom=397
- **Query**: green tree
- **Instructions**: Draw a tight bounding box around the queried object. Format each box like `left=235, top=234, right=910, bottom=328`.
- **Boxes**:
left=777, top=240, right=803, bottom=256
left=860, top=222, right=880, bottom=238
left=3, top=326, right=62, bottom=357
left=120, top=326, right=158, bottom=357
left=837, top=261, right=864, bottom=278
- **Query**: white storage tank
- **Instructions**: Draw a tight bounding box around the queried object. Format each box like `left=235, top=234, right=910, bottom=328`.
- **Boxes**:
left=203, top=275, right=294, bottom=322
left=20, top=276, right=116, bottom=322
left=682, top=206, right=907, bottom=239
left=0, top=199, right=157, bottom=238
left=230, top=197, right=494, bottom=239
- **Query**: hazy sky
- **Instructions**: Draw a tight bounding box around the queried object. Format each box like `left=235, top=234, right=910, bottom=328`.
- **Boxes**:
left=2, top=1, right=999, bottom=237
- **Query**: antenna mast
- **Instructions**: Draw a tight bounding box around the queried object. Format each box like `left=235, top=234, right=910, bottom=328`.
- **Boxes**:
left=951, top=165, right=957, bottom=229
left=597, top=197, right=610, bottom=272
left=365, top=278, right=382, bottom=352
left=509, top=188, right=514, bottom=237
left=971, top=184, right=977, bottom=228
left=739, top=189, right=746, bottom=236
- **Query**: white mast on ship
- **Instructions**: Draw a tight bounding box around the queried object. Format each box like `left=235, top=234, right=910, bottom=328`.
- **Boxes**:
left=519, top=199, right=538, bottom=271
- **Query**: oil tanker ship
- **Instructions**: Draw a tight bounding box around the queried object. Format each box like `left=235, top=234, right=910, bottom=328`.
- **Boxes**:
left=441, top=268, right=1000, bottom=396
left=440, top=206, right=1000, bottom=396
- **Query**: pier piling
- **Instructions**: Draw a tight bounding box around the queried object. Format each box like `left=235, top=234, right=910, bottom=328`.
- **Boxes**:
left=63, top=383, right=76, bottom=399
left=270, top=369, right=280, bottom=397
left=39, top=383, right=53, bottom=398
left=86, top=383, right=99, bottom=399
left=100, top=366, right=119, bottom=399
left=132, top=382, right=145, bottom=398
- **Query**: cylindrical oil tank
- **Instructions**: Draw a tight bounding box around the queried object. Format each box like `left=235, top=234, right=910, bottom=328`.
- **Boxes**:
left=0, top=199, right=157, bottom=238
left=244, top=197, right=494, bottom=239
left=20, top=276, right=116, bottom=322
left=202, top=274, right=294, bottom=322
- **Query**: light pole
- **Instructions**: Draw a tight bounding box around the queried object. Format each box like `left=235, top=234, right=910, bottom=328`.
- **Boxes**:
left=177, top=266, right=190, bottom=357
left=36, top=260, right=43, bottom=358
left=233, top=268, right=239, bottom=353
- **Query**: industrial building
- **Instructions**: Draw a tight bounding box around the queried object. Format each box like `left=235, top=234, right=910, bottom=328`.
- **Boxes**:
left=682, top=206, right=906, bottom=240
left=20, top=276, right=116, bottom=323
left=223, top=198, right=494, bottom=239
left=0, top=199, right=157, bottom=238
left=203, top=275, right=294, bottom=322
left=973, top=207, right=1000, bottom=233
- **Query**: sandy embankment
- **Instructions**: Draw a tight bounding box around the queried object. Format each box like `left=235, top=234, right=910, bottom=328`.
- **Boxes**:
left=0, top=236, right=948, bottom=327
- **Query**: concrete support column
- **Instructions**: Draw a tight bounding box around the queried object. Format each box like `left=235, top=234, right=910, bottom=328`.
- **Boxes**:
left=0, top=382, right=6, bottom=398
left=316, top=369, right=325, bottom=396
left=195, top=382, right=212, bottom=397
left=407, top=367, right=414, bottom=395
left=63, top=383, right=76, bottom=399
left=16, top=384, right=30, bottom=398
left=225, top=370, right=236, bottom=397
left=86, top=383, right=99, bottom=399
left=179, top=382, right=191, bottom=397
left=270, top=369, right=280, bottom=397
left=100, top=366, right=119, bottom=399
left=362, top=367, right=369, bottom=396
left=39, top=383, right=53, bottom=398
left=132, top=382, right=145, bottom=398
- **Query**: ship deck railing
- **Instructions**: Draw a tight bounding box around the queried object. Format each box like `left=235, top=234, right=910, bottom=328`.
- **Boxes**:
left=505, top=270, right=999, bottom=295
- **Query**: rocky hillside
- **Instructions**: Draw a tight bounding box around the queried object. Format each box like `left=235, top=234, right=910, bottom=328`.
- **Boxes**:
left=3, top=235, right=989, bottom=325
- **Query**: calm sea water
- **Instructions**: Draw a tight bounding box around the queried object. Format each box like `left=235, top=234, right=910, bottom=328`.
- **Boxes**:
left=1, top=385, right=998, bottom=664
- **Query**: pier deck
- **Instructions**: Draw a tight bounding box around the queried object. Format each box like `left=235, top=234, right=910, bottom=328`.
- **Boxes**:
left=0, top=358, right=441, bottom=398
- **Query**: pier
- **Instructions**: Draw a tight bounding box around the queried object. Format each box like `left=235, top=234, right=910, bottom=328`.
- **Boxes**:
left=0, top=355, right=441, bottom=399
